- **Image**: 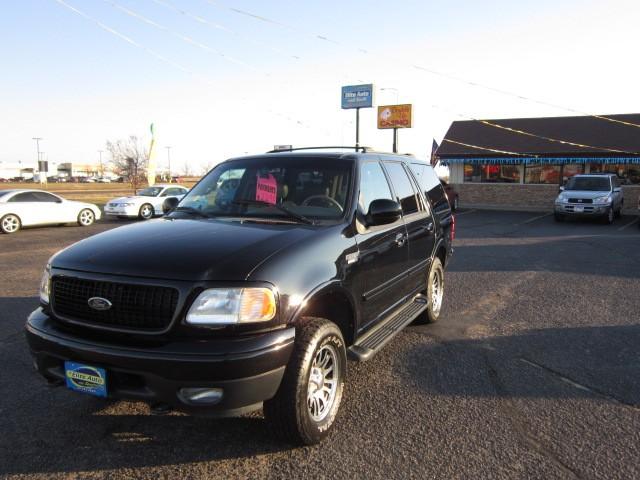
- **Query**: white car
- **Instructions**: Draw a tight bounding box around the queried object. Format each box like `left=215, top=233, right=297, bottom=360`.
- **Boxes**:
left=104, top=184, right=189, bottom=220
left=0, top=189, right=102, bottom=234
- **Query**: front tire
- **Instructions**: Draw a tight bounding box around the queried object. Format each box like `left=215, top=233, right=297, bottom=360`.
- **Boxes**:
left=77, top=209, right=95, bottom=227
left=1, top=214, right=21, bottom=234
left=414, top=257, right=445, bottom=324
left=139, top=203, right=154, bottom=220
left=604, top=207, right=614, bottom=224
left=264, top=317, right=346, bottom=445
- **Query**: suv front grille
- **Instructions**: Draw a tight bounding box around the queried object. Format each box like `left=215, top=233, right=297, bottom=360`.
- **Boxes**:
left=568, top=198, right=593, bottom=204
left=52, top=277, right=179, bottom=331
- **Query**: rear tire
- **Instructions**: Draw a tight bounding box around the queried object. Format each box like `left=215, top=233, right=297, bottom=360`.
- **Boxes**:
left=139, top=203, right=154, bottom=220
left=264, top=317, right=346, bottom=445
left=77, top=209, right=95, bottom=227
left=414, top=257, right=445, bottom=324
left=0, top=214, right=21, bottom=234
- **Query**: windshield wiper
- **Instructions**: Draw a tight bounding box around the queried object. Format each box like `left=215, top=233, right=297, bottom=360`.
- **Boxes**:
left=232, top=199, right=315, bottom=225
left=173, top=206, right=214, bottom=218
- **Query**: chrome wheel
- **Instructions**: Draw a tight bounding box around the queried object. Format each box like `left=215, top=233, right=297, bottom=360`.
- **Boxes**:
left=1, top=214, right=20, bottom=233
left=78, top=209, right=94, bottom=226
left=430, top=267, right=444, bottom=315
left=307, top=344, right=339, bottom=422
left=140, top=204, right=154, bottom=219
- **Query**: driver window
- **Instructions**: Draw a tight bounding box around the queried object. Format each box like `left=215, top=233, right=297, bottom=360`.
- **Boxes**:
left=359, top=161, right=393, bottom=214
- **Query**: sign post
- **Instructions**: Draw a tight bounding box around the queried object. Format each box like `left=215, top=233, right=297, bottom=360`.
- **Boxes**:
left=377, top=104, right=413, bottom=153
left=341, top=84, right=374, bottom=149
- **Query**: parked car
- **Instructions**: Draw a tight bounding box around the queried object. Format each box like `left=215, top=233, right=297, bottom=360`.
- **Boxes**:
left=554, top=173, right=623, bottom=224
left=26, top=149, right=454, bottom=444
left=0, top=189, right=101, bottom=234
left=440, top=180, right=459, bottom=211
left=97, top=177, right=112, bottom=183
left=104, top=184, right=189, bottom=220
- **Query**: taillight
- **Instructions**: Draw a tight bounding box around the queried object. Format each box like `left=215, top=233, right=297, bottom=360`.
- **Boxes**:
left=450, top=215, right=456, bottom=242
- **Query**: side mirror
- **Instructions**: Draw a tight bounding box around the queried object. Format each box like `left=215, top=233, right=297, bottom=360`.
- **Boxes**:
left=559, top=186, right=565, bottom=191
left=367, top=199, right=402, bottom=226
left=613, top=187, right=622, bottom=193
left=162, top=196, right=179, bottom=214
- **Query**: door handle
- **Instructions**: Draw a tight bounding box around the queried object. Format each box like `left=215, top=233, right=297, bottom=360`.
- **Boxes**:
left=395, top=233, right=406, bottom=247
left=426, top=222, right=434, bottom=233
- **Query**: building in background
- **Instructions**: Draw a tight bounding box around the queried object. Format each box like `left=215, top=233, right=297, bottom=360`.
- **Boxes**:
left=436, top=113, right=640, bottom=211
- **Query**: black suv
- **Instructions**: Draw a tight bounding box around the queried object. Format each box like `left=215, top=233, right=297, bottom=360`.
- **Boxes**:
left=26, top=149, right=453, bottom=445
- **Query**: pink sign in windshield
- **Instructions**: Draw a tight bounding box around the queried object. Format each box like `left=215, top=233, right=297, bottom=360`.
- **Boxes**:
left=256, top=174, right=277, bottom=204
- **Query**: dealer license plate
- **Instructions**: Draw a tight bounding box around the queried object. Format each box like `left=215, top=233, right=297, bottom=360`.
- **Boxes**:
left=64, top=361, right=107, bottom=397
left=574, top=206, right=584, bottom=213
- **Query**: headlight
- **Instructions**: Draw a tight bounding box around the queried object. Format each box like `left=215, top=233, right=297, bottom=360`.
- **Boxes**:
left=39, top=265, right=51, bottom=304
left=186, top=288, right=276, bottom=325
left=557, top=196, right=569, bottom=204
left=593, top=196, right=611, bottom=204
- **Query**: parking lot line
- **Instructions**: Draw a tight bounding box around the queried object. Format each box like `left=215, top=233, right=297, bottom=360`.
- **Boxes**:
left=518, top=212, right=553, bottom=225
left=617, top=217, right=640, bottom=231
left=454, top=209, right=477, bottom=217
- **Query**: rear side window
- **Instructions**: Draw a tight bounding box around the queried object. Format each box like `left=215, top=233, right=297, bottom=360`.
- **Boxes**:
left=411, top=162, right=449, bottom=214
left=32, top=192, right=60, bottom=202
left=383, top=162, right=419, bottom=215
left=359, top=161, right=393, bottom=213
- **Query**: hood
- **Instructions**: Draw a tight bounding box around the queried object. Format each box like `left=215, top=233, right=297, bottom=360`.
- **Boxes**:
left=560, top=190, right=611, bottom=199
left=108, top=196, right=150, bottom=203
left=51, top=218, right=316, bottom=281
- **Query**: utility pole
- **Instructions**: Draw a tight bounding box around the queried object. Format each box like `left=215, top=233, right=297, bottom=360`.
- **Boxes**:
left=165, top=146, right=172, bottom=182
left=32, top=137, right=44, bottom=184
left=98, top=150, right=104, bottom=176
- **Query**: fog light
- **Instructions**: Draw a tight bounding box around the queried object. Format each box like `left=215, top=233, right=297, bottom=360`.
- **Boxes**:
left=179, top=387, right=224, bottom=405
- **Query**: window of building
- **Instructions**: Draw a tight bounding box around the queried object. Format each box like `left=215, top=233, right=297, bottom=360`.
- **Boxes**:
left=589, top=163, right=640, bottom=185
left=524, top=164, right=561, bottom=184
left=561, top=164, right=585, bottom=184
left=463, top=164, right=520, bottom=183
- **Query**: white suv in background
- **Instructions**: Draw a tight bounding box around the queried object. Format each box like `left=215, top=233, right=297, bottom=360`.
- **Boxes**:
left=104, top=184, right=188, bottom=220
left=554, top=173, right=623, bottom=224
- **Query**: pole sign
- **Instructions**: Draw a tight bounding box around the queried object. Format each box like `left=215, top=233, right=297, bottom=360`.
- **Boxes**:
left=341, top=84, right=374, bottom=109
left=377, top=104, right=413, bottom=129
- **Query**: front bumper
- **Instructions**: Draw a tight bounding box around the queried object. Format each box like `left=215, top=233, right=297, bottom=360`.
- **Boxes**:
left=25, top=308, right=295, bottom=415
left=104, top=205, right=139, bottom=217
left=554, top=203, right=610, bottom=216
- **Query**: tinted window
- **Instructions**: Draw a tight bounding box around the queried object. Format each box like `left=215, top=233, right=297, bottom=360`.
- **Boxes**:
left=359, top=161, right=393, bottom=213
left=8, top=192, right=39, bottom=203
left=384, top=162, right=418, bottom=215
left=412, top=162, right=449, bottom=213
left=32, top=192, right=60, bottom=202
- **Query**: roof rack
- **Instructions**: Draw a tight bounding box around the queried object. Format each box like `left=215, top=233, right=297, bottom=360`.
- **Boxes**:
left=266, top=145, right=371, bottom=154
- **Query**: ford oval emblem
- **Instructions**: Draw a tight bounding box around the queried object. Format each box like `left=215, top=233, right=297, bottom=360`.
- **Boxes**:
left=88, top=297, right=112, bottom=311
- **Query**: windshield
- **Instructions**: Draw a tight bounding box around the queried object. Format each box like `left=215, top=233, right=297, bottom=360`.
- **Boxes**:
left=565, top=176, right=611, bottom=191
left=175, top=156, right=353, bottom=222
left=137, top=187, right=163, bottom=197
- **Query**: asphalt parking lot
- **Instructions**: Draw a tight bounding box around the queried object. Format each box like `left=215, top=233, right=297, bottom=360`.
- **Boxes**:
left=1, top=211, right=639, bottom=479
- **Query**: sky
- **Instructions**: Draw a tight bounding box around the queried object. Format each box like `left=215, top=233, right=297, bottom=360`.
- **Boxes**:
left=1, top=0, right=640, bottom=175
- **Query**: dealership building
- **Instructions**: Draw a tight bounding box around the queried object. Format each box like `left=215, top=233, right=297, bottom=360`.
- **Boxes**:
left=436, top=113, right=640, bottom=212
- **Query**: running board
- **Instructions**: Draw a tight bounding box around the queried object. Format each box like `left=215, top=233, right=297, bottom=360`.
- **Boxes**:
left=348, top=295, right=428, bottom=362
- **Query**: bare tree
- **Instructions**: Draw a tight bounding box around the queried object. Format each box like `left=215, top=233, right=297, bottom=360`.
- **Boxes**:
left=106, top=136, right=148, bottom=192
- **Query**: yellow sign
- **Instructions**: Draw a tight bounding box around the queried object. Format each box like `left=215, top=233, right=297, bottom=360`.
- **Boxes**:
left=377, top=104, right=412, bottom=129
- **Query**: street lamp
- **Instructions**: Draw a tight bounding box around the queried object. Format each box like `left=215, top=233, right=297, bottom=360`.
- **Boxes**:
left=165, top=146, right=172, bottom=182
left=380, top=87, right=400, bottom=104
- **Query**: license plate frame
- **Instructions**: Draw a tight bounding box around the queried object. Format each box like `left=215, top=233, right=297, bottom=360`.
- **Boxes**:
left=574, top=205, right=584, bottom=213
left=64, top=361, right=108, bottom=398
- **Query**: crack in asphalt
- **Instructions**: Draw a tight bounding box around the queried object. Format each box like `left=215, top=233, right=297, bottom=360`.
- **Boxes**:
left=519, top=357, right=640, bottom=412
left=483, top=353, right=583, bottom=479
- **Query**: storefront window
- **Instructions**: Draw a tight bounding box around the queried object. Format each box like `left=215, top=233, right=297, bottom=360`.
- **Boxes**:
left=589, top=163, right=640, bottom=184
left=463, top=164, right=520, bottom=183
left=561, top=164, right=584, bottom=184
left=524, top=164, right=561, bottom=184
